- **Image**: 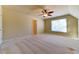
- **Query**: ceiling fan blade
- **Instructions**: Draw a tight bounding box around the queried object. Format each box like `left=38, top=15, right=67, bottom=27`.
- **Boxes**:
left=48, top=14, right=52, bottom=16
left=48, top=11, right=54, bottom=13
left=42, top=10, right=44, bottom=13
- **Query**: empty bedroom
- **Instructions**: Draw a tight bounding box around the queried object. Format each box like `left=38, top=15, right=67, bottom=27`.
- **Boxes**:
left=0, top=5, right=79, bottom=54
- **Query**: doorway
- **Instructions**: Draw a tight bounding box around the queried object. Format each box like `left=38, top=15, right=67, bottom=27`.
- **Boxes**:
left=32, top=20, right=37, bottom=35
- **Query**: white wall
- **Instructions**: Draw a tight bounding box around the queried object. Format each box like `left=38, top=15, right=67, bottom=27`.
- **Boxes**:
left=68, top=6, right=79, bottom=18
left=78, top=20, right=79, bottom=37
left=0, top=6, right=2, bottom=44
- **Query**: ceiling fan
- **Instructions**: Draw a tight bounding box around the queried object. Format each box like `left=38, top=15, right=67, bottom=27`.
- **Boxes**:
left=41, top=9, right=54, bottom=17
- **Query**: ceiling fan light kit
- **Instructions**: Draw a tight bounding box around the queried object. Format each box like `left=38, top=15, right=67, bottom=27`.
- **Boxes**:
left=41, top=9, right=54, bottom=17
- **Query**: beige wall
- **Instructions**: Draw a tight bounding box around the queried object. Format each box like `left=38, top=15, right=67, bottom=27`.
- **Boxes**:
left=44, top=14, right=78, bottom=39
left=3, top=6, right=44, bottom=40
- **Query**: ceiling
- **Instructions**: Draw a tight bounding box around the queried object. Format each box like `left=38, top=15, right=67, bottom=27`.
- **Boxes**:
left=3, top=5, right=79, bottom=19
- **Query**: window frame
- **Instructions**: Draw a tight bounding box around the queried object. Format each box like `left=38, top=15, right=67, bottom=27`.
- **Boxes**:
left=50, top=18, right=68, bottom=33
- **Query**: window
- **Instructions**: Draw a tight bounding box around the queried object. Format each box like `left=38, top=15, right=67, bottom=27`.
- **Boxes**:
left=51, top=18, right=67, bottom=32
